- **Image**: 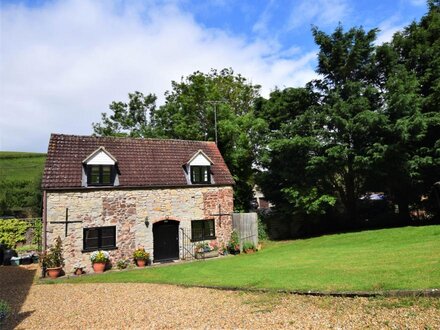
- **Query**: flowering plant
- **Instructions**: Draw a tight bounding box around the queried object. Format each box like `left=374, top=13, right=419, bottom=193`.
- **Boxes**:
left=209, top=240, right=219, bottom=251
left=195, top=241, right=218, bottom=253
left=73, top=263, right=85, bottom=271
left=90, top=250, right=110, bottom=263
left=133, top=247, right=150, bottom=261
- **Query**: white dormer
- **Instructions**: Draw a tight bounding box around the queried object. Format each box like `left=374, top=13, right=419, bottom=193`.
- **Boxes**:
left=82, top=147, right=119, bottom=187
left=185, top=150, right=214, bottom=184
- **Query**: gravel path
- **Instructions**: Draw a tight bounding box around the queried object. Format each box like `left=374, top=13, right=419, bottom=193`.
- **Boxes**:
left=1, top=265, right=439, bottom=329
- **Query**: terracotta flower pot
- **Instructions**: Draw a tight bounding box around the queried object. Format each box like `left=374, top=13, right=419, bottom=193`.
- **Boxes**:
left=92, top=262, right=106, bottom=273
left=46, top=266, right=62, bottom=279
left=74, top=268, right=83, bottom=276
left=136, top=259, right=146, bottom=267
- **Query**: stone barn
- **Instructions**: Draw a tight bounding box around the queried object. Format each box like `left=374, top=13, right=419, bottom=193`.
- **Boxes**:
left=42, top=134, right=234, bottom=273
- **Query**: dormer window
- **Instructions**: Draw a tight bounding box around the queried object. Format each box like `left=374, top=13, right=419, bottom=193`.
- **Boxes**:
left=185, top=150, right=214, bottom=185
left=82, top=146, right=119, bottom=187
left=191, top=166, right=210, bottom=184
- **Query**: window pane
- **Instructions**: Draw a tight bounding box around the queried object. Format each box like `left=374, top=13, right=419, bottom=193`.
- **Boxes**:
left=101, top=227, right=115, bottom=248
left=203, top=167, right=209, bottom=182
left=206, top=220, right=215, bottom=237
left=84, top=228, right=99, bottom=250
left=102, top=166, right=111, bottom=184
left=85, top=228, right=99, bottom=239
left=101, top=236, right=115, bottom=248
left=91, top=166, right=100, bottom=184
left=191, top=221, right=203, bottom=241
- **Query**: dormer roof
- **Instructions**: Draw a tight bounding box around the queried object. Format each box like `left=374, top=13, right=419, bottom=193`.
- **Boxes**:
left=42, top=134, right=235, bottom=189
left=185, top=149, right=213, bottom=166
left=82, top=146, right=117, bottom=165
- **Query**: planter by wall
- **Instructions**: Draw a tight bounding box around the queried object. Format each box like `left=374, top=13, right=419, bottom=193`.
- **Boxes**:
left=195, top=250, right=219, bottom=259
left=10, top=257, right=20, bottom=266
left=92, top=262, right=106, bottom=273
left=46, top=266, right=62, bottom=279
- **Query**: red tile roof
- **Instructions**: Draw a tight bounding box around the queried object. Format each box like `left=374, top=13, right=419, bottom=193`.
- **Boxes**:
left=42, top=134, right=234, bottom=189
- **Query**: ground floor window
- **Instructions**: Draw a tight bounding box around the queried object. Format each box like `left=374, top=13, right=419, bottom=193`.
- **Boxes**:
left=191, top=219, right=215, bottom=241
left=83, top=226, right=116, bottom=251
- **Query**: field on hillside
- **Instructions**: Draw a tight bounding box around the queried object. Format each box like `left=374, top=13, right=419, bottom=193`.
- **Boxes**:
left=0, top=151, right=46, bottom=216
left=56, top=225, right=440, bottom=292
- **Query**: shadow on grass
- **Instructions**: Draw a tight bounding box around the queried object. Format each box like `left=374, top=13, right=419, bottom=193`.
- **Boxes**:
left=0, top=265, right=37, bottom=329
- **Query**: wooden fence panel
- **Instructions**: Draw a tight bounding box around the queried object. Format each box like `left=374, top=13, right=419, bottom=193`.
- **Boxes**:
left=232, top=213, right=258, bottom=249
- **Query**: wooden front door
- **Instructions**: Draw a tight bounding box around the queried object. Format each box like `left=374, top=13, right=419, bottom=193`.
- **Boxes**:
left=153, top=220, right=179, bottom=262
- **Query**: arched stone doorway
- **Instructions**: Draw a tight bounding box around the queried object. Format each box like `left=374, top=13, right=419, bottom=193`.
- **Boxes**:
left=153, top=220, right=179, bottom=262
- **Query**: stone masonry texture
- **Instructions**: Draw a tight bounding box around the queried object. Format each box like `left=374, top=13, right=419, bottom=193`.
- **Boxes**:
left=45, top=186, right=233, bottom=273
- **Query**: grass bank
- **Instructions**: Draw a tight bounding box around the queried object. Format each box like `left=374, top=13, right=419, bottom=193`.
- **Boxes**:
left=53, top=225, right=440, bottom=292
left=0, top=151, right=46, bottom=216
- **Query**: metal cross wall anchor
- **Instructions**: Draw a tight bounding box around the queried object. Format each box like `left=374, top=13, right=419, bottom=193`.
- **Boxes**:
left=211, top=204, right=232, bottom=227
left=49, top=208, right=82, bottom=237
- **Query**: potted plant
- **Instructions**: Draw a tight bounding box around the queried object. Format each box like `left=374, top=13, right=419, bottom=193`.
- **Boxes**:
left=133, top=247, right=149, bottom=267
left=90, top=250, right=110, bottom=273
left=242, top=241, right=256, bottom=254
left=41, top=236, right=64, bottom=279
left=116, top=259, right=130, bottom=270
left=73, top=263, right=85, bottom=275
left=227, top=230, right=240, bottom=255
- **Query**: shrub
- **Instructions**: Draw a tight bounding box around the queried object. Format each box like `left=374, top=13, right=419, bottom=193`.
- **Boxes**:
left=32, top=219, right=42, bottom=246
left=116, top=259, right=130, bottom=270
left=90, top=250, right=110, bottom=263
left=41, top=236, right=64, bottom=268
left=0, top=300, right=10, bottom=323
left=0, top=219, right=30, bottom=249
left=257, top=216, right=269, bottom=240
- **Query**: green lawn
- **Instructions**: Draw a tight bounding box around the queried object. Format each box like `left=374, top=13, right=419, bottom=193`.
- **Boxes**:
left=54, top=225, right=440, bottom=292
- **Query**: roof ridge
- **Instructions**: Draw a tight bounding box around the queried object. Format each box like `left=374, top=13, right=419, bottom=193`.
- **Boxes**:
left=50, top=133, right=217, bottom=144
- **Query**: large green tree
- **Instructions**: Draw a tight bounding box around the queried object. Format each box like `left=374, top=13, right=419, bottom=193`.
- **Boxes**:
left=257, top=26, right=386, bottom=225
left=93, top=91, right=158, bottom=138
left=374, top=0, right=440, bottom=220
left=93, top=69, right=265, bottom=211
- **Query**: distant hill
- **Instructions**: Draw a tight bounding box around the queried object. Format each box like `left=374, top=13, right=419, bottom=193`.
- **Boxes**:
left=0, top=151, right=46, bottom=217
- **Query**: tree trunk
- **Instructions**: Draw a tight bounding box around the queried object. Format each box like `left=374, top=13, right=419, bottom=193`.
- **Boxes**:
left=344, top=161, right=358, bottom=225
left=396, top=196, right=411, bottom=225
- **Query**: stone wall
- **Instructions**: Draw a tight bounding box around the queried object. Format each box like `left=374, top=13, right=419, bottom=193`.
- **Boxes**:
left=45, top=186, right=233, bottom=273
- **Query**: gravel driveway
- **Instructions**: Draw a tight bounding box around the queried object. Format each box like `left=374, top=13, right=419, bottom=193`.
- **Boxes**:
left=1, top=265, right=439, bottom=329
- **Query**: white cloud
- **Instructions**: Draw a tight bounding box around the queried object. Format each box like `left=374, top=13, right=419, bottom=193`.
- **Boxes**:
left=408, top=0, right=426, bottom=6
left=0, top=0, right=317, bottom=152
left=375, top=16, right=404, bottom=45
left=287, top=0, right=350, bottom=30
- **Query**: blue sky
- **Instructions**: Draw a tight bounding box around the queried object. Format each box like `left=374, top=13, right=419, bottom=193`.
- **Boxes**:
left=0, top=0, right=428, bottom=152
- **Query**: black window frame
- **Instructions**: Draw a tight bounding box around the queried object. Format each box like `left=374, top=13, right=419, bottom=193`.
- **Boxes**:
left=190, top=165, right=211, bottom=184
left=86, top=165, right=116, bottom=186
left=83, top=226, right=117, bottom=252
left=191, top=219, right=216, bottom=242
